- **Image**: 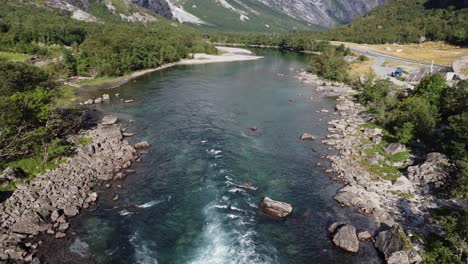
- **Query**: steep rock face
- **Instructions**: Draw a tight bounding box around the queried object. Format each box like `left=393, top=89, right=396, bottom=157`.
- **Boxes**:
left=66, top=0, right=89, bottom=11
left=257, top=0, right=390, bottom=27
left=131, top=0, right=173, bottom=19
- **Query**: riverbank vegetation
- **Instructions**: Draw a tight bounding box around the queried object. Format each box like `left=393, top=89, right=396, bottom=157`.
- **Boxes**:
left=357, top=75, right=467, bottom=263
left=0, top=61, right=84, bottom=190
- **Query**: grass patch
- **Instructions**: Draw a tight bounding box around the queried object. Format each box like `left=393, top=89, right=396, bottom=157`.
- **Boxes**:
left=77, top=136, right=93, bottom=146
left=388, top=190, right=415, bottom=200
left=77, top=76, right=122, bottom=86
left=349, top=53, right=375, bottom=78
left=53, top=85, right=78, bottom=108
left=0, top=51, right=30, bottom=61
left=358, top=130, right=410, bottom=181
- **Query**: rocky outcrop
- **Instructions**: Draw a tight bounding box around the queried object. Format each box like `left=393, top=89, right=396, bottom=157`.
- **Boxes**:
left=131, top=0, right=173, bottom=19
left=328, top=222, right=360, bottom=253
left=407, top=152, right=452, bottom=191
left=0, top=168, right=24, bottom=188
left=0, top=123, right=137, bottom=263
left=374, top=225, right=422, bottom=264
left=258, top=197, right=292, bottom=219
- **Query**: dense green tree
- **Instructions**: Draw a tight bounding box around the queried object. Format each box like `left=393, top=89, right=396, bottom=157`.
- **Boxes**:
left=308, top=47, right=349, bottom=82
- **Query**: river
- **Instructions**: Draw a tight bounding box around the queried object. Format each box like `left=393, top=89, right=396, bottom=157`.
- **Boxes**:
left=38, top=49, right=381, bottom=264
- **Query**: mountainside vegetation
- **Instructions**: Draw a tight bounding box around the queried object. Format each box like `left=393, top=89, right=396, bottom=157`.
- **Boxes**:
left=320, top=0, right=468, bottom=45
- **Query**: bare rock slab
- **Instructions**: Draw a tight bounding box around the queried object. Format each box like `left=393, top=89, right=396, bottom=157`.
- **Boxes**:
left=101, top=115, right=118, bottom=126
left=258, top=197, right=292, bottom=219
left=329, top=223, right=359, bottom=253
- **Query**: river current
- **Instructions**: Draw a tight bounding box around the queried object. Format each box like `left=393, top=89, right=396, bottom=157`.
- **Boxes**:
left=39, top=50, right=381, bottom=264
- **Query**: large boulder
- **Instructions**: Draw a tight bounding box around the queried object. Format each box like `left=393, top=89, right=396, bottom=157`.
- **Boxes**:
left=407, top=153, right=451, bottom=190
left=375, top=225, right=421, bottom=264
left=384, top=143, right=406, bottom=155
left=328, top=223, right=359, bottom=253
left=258, top=197, right=292, bottom=219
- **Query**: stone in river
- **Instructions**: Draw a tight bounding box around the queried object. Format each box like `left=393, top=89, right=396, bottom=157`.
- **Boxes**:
left=134, top=141, right=150, bottom=149
left=102, top=94, right=110, bottom=100
left=101, top=115, right=118, bottom=126
left=328, top=222, right=359, bottom=253
left=358, top=230, right=373, bottom=241
left=122, top=132, right=135, bottom=137
left=300, top=133, right=316, bottom=141
left=258, top=197, right=292, bottom=219
left=94, top=97, right=103, bottom=104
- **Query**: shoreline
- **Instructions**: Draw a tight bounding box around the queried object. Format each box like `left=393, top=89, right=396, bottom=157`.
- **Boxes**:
left=68, top=46, right=263, bottom=91
left=0, top=119, right=142, bottom=263
left=297, top=70, right=458, bottom=263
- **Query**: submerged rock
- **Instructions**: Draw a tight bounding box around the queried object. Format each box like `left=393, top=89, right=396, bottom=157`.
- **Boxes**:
left=134, top=141, right=150, bottom=149
left=328, top=222, right=359, bottom=253
left=258, top=197, right=292, bottom=219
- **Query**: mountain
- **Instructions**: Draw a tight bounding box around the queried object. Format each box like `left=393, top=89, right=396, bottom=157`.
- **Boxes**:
left=27, top=0, right=390, bottom=32
left=256, top=0, right=390, bottom=27
left=320, top=0, right=468, bottom=45
left=163, top=0, right=390, bottom=31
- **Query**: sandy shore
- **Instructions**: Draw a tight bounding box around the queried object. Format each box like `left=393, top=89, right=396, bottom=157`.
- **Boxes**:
left=70, top=47, right=262, bottom=91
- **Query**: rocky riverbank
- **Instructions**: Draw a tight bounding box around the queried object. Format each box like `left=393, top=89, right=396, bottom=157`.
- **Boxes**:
left=0, top=118, right=140, bottom=263
left=297, top=70, right=458, bottom=263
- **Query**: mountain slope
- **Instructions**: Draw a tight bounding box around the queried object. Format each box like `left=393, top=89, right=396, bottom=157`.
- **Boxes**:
left=167, top=0, right=319, bottom=32
left=257, top=0, right=390, bottom=27
left=320, top=0, right=468, bottom=45
left=163, top=0, right=389, bottom=31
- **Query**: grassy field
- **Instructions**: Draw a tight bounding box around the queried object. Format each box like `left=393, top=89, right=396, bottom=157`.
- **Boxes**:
left=349, top=55, right=375, bottom=78
left=76, top=76, right=122, bottom=86
left=0, top=51, right=30, bottom=61
left=332, top=41, right=468, bottom=66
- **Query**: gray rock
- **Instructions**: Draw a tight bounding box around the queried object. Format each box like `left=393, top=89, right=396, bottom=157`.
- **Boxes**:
left=0, top=167, right=20, bottom=181
left=407, top=153, right=451, bottom=189
left=55, top=232, right=66, bottom=239
left=391, top=176, right=414, bottom=193
left=102, top=94, right=110, bottom=100
left=11, top=220, right=51, bottom=235
left=300, top=133, right=316, bottom=141
left=384, top=143, right=406, bottom=155
left=134, top=141, right=150, bottom=149
left=329, top=223, right=359, bottom=253
left=258, top=197, right=293, bottom=219
left=374, top=225, right=420, bottom=264
left=101, top=115, right=118, bottom=126
left=388, top=251, right=410, bottom=264
left=358, top=230, right=372, bottom=241
left=94, top=97, right=103, bottom=104
left=64, top=206, right=79, bottom=217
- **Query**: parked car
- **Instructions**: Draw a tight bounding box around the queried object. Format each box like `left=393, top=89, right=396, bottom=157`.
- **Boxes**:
left=391, top=68, right=403, bottom=77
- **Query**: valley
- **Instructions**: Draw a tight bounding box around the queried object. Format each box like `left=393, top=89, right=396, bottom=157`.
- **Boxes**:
left=0, top=0, right=466, bottom=264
